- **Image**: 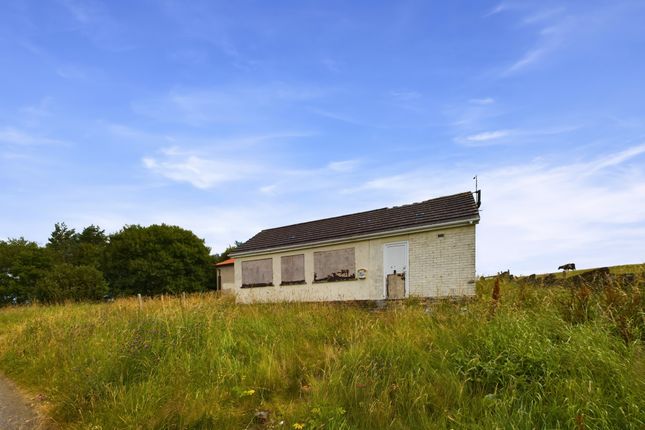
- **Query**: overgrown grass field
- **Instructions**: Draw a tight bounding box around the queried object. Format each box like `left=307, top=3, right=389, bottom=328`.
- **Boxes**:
left=0, top=265, right=643, bottom=429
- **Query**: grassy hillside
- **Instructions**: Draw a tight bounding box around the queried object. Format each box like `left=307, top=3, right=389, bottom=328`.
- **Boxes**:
left=0, top=265, right=643, bottom=429
left=521, top=263, right=645, bottom=278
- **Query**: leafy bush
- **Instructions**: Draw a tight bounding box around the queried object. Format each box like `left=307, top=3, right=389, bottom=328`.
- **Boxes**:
left=0, top=238, right=52, bottom=304
left=103, top=224, right=212, bottom=296
left=35, top=264, right=108, bottom=303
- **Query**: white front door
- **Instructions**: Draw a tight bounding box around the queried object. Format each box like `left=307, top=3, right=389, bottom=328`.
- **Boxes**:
left=383, top=241, right=409, bottom=298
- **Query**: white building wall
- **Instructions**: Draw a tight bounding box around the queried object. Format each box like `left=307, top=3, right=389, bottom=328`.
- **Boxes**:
left=217, top=265, right=236, bottom=293
left=233, top=224, right=476, bottom=303
left=408, top=225, right=476, bottom=297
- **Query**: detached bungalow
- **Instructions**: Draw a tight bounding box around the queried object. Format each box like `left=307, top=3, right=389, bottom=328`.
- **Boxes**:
left=229, top=191, right=480, bottom=303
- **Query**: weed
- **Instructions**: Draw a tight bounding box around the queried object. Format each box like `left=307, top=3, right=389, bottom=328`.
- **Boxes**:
left=0, top=265, right=643, bottom=429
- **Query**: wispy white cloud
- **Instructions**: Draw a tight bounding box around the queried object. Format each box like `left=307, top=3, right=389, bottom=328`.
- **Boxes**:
left=327, top=159, right=360, bottom=172
left=245, top=159, right=366, bottom=197
left=142, top=146, right=259, bottom=189
left=153, top=205, right=313, bottom=253
left=58, top=0, right=134, bottom=51
left=497, top=3, right=628, bottom=77
left=18, top=98, right=54, bottom=127
left=139, top=127, right=316, bottom=190
left=168, top=49, right=209, bottom=65
left=0, top=127, right=66, bottom=146
left=19, top=98, right=53, bottom=118
left=212, top=131, right=315, bottom=148
left=55, top=64, right=97, bottom=80
left=469, top=98, right=495, bottom=105
left=133, top=84, right=325, bottom=126
left=107, top=123, right=175, bottom=142
left=464, top=129, right=512, bottom=142
left=584, top=143, right=645, bottom=174
left=308, top=108, right=366, bottom=127
left=340, top=173, right=419, bottom=196
left=485, top=3, right=508, bottom=18
left=119, top=123, right=313, bottom=155
left=389, top=90, right=422, bottom=101
left=504, top=46, right=551, bottom=75
left=522, top=7, right=565, bottom=25
left=259, top=184, right=277, bottom=195
left=447, top=96, right=504, bottom=130
left=453, top=129, right=513, bottom=146
left=496, top=5, right=570, bottom=76
left=340, top=144, right=645, bottom=274
left=454, top=125, right=579, bottom=147
left=445, top=4, right=629, bottom=89
left=60, top=0, right=97, bottom=24
left=308, top=107, right=395, bottom=129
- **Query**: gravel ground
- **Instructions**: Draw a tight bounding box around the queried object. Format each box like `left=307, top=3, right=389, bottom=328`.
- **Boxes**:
left=0, top=375, right=42, bottom=430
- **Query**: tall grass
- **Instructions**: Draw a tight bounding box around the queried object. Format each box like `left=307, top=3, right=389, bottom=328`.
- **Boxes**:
left=0, top=267, right=643, bottom=429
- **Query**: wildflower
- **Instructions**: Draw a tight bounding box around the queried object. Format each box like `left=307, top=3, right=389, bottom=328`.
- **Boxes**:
left=241, top=389, right=256, bottom=397
left=293, top=423, right=304, bottom=429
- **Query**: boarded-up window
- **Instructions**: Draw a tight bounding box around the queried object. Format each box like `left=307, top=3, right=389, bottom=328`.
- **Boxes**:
left=281, top=254, right=305, bottom=285
left=242, top=258, right=273, bottom=287
left=314, top=248, right=356, bottom=282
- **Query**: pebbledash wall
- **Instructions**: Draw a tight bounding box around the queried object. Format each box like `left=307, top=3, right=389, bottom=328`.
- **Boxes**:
left=232, top=224, right=476, bottom=303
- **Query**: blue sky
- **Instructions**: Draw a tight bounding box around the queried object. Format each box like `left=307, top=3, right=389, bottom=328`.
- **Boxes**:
left=1, top=0, right=644, bottom=274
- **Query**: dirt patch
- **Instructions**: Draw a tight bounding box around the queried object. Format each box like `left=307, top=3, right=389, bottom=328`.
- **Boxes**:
left=0, top=374, right=48, bottom=429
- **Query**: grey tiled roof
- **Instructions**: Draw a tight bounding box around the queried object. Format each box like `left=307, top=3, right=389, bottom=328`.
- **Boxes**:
left=235, top=192, right=479, bottom=253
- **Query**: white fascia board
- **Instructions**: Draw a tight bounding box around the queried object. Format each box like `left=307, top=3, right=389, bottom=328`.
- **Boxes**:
left=230, top=216, right=479, bottom=258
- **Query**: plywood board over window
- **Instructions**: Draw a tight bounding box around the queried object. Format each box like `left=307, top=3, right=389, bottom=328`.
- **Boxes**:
left=314, top=248, right=356, bottom=282
left=242, top=258, right=273, bottom=288
left=281, top=254, right=305, bottom=285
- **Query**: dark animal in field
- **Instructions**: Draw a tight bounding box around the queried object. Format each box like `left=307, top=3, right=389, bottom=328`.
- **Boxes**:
left=558, top=263, right=576, bottom=271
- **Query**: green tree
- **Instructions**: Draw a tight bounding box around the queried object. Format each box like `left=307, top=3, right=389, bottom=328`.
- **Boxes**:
left=78, top=225, right=108, bottom=245
left=46, top=222, right=79, bottom=264
left=0, top=238, right=52, bottom=304
left=35, top=264, right=108, bottom=303
left=45, top=223, right=108, bottom=268
left=77, top=225, right=108, bottom=267
left=103, top=224, right=212, bottom=296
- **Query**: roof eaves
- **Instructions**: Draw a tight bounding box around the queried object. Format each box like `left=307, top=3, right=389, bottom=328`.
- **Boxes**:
left=215, top=258, right=236, bottom=266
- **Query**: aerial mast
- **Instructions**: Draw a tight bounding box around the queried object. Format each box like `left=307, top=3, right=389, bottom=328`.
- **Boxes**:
left=473, top=175, right=481, bottom=208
